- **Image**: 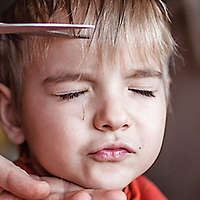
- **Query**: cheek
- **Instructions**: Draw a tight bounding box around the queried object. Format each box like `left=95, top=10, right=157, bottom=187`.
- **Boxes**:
left=21, top=102, right=88, bottom=175
left=139, top=100, right=167, bottom=167
left=143, top=104, right=166, bottom=145
left=21, top=94, right=86, bottom=155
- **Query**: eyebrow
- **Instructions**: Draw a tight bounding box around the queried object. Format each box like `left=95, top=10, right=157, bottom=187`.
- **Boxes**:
left=42, top=72, right=94, bottom=85
left=126, top=69, right=162, bottom=79
left=42, top=69, right=162, bottom=85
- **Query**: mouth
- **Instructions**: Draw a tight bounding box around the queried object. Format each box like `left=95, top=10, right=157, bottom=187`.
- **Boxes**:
left=88, top=143, right=136, bottom=162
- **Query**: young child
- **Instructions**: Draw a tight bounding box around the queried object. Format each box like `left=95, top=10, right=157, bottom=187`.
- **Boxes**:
left=0, top=0, right=175, bottom=199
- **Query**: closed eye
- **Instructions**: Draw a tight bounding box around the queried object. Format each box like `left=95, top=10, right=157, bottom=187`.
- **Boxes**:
left=55, top=90, right=88, bottom=100
left=129, top=89, right=155, bottom=98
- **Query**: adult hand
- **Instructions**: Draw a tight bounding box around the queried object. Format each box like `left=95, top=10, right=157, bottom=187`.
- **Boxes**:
left=40, top=177, right=127, bottom=200
left=0, top=155, right=126, bottom=200
left=0, top=155, right=49, bottom=199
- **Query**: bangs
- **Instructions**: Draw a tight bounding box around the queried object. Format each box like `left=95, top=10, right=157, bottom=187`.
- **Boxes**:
left=7, top=0, right=175, bottom=68
left=15, top=0, right=175, bottom=66
left=68, top=0, right=175, bottom=69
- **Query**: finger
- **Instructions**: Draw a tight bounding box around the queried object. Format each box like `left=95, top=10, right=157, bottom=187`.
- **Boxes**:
left=65, top=191, right=91, bottom=200
left=64, top=190, right=126, bottom=200
left=42, top=190, right=91, bottom=200
left=40, top=177, right=90, bottom=200
left=0, top=155, right=50, bottom=199
left=0, top=190, right=21, bottom=200
left=89, top=190, right=126, bottom=200
left=40, top=177, right=83, bottom=194
left=30, top=175, right=42, bottom=181
left=40, top=177, right=126, bottom=200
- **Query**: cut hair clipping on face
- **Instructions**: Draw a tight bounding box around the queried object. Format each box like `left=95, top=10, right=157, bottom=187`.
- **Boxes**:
left=0, top=23, right=95, bottom=39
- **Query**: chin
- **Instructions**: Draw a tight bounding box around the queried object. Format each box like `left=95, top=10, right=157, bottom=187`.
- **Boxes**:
left=81, top=174, right=135, bottom=190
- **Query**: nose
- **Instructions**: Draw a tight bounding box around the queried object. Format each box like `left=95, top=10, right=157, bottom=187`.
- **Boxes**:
left=93, top=98, right=132, bottom=132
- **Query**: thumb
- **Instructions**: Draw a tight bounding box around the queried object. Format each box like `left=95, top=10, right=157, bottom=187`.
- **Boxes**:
left=0, top=155, right=50, bottom=199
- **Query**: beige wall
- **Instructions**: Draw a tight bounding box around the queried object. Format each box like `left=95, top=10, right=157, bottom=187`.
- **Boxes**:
left=0, top=129, right=19, bottom=161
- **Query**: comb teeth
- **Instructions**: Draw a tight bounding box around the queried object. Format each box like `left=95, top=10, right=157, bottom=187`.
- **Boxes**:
left=0, top=23, right=95, bottom=39
left=17, top=31, right=91, bottom=39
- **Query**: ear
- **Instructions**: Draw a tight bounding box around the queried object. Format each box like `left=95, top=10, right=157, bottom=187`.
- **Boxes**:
left=0, top=83, right=25, bottom=144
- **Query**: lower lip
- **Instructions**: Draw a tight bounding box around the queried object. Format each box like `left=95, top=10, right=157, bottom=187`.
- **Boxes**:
left=89, top=148, right=130, bottom=162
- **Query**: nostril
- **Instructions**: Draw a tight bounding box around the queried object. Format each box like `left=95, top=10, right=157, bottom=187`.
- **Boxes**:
left=102, top=124, right=112, bottom=129
left=120, top=123, right=129, bottom=131
left=102, top=123, right=129, bottom=131
left=122, top=124, right=129, bottom=128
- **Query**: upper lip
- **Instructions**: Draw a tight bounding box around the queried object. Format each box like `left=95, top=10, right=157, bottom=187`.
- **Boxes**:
left=88, top=142, right=136, bottom=155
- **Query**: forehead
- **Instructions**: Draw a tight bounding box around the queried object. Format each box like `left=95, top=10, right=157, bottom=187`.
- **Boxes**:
left=37, top=38, right=163, bottom=78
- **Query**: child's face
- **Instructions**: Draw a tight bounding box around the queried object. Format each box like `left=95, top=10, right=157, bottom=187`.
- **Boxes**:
left=20, top=39, right=167, bottom=190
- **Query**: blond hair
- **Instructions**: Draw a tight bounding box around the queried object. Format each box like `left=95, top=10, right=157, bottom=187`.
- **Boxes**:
left=0, top=0, right=175, bottom=109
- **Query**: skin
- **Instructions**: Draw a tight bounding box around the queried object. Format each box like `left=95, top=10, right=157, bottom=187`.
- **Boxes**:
left=0, top=38, right=167, bottom=199
left=0, top=154, right=49, bottom=199
left=21, top=39, right=166, bottom=189
left=0, top=158, right=126, bottom=200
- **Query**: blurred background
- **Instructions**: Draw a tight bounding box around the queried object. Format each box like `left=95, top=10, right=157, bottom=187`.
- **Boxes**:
left=0, top=0, right=200, bottom=199
left=146, top=0, right=200, bottom=200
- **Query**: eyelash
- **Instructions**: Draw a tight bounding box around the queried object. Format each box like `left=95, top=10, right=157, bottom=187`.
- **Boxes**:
left=55, top=88, right=155, bottom=101
left=56, top=90, right=87, bottom=100
left=129, top=89, right=155, bottom=98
